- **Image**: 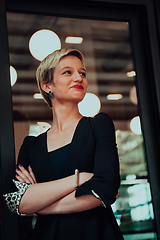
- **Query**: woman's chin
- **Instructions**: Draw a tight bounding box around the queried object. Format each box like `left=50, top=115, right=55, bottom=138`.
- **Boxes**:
left=74, top=96, right=85, bottom=104
left=69, top=94, right=85, bottom=104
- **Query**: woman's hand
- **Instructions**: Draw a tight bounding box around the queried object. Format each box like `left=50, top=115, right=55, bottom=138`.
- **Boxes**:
left=16, top=165, right=37, bottom=184
left=116, top=192, right=119, bottom=199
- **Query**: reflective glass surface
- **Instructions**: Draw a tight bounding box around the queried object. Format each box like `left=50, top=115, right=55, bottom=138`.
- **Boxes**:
left=7, top=12, right=156, bottom=239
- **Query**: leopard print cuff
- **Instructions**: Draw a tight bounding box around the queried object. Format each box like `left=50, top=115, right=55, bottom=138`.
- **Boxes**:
left=3, top=180, right=31, bottom=216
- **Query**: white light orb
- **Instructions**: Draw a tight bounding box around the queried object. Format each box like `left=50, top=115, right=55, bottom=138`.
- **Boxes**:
left=29, top=29, right=61, bottom=61
left=10, top=66, right=17, bottom=86
left=78, top=93, right=101, bottom=117
left=130, top=116, right=142, bottom=135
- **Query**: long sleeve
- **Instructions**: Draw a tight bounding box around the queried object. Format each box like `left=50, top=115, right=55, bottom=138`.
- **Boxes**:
left=3, top=136, right=35, bottom=215
left=17, top=136, right=34, bottom=168
left=75, top=112, right=120, bottom=207
left=9, top=136, right=34, bottom=193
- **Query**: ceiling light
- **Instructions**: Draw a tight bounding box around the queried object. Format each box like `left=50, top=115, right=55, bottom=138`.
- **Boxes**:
left=130, top=116, right=142, bottom=135
left=65, top=36, right=83, bottom=44
left=78, top=93, right=101, bottom=117
left=107, top=94, right=122, bottom=100
left=10, top=66, right=17, bottom=86
left=127, top=71, right=136, bottom=77
left=29, top=29, right=61, bottom=61
left=129, top=86, right=137, bottom=105
left=33, top=93, right=43, bottom=99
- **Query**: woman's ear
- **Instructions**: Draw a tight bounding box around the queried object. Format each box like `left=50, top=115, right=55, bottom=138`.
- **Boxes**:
left=41, top=82, right=51, bottom=94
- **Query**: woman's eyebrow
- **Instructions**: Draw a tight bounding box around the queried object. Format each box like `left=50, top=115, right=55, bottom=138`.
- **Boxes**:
left=60, top=66, right=73, bottom=72
left=80, top=68, right=86, bottom=72
left=60, top=67, right=86, bottom=72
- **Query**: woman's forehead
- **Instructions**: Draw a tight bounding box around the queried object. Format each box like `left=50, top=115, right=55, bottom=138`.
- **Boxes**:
left=56, top=55, right=85, bottom=70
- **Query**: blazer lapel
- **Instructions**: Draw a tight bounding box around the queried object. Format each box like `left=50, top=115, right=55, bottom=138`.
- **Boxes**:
left=30, top=132, right=58, bottom=182
left=61, top=117, right=89, bottom=178
left=30, top=116, right=93, bottom=181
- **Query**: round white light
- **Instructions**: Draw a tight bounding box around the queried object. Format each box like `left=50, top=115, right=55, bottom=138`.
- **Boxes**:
left=10, top=66, right=17, bottom=86
left=29, top=29, right=61, bottom=61
left=130, top=116, right=142, bottom=135
left=78, top=93, right=101, bottom=117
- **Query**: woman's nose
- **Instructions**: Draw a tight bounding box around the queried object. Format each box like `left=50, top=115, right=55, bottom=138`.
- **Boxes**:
left=73, top=71, right=82, bottom=82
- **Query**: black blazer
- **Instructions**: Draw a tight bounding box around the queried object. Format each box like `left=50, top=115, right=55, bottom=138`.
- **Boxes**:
left=16, top=112, right=124, bottom=240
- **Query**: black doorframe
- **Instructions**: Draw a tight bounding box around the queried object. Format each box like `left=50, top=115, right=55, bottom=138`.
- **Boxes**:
left=0, top=0, right=19, bottom=239
left=1, top=0, right=160, bottom=239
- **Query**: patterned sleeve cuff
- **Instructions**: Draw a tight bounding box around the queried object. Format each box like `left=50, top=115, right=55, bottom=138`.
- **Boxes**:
left=91, top=190, right=106, bottom=208
left=3, top=180, right=32, bottom=216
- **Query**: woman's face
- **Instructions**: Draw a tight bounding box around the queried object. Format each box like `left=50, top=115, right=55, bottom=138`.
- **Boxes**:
left=50, top=55, right=88, bottom=104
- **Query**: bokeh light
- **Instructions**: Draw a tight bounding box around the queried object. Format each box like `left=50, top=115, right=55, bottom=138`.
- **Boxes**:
left=130, top=86, right=138, bottom=105
left=10, top=65, right=17, bottom=86
left=29, top=29, right=61, bottom=61
left=33, top=93, right=43, bottom=99
left=107, top=94, right=122, bottom=100
left=78, top=93, right=101, bottom=117
left=130, top=116, right=142, bottom=135
left=65, top=36, right=83, bottom=44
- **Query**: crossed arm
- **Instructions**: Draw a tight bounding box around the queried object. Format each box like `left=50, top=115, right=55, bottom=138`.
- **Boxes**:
left=16, top=165, right=102, bottom=215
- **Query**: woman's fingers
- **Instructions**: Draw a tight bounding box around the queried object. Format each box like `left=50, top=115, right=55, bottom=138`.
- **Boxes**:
left=116, top=192, right=119, bottom=199
left=15, top=168, right=28, bottom=182
left=15, top=174, right=25, bottom=183
left=19, top=165, right=35, bottom=184
left=28, top=165, right=37, bottom=183
left=16, top=165, right=34, bottom=184
left=15, top=165, right=37, bottom=184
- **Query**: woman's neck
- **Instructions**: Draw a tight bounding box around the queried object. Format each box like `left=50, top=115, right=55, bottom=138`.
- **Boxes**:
left=50, top=102, right=82, bottom=132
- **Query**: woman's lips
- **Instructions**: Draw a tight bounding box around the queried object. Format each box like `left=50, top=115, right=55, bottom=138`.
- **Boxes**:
left=71, top=85, right=84, bottom=89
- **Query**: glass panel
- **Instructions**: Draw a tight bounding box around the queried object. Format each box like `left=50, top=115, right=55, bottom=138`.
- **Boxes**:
left=7, top=12, right=156, bottom=239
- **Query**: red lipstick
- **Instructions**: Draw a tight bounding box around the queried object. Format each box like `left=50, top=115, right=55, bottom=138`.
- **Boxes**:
left=71, top=85, right=84, bottom=89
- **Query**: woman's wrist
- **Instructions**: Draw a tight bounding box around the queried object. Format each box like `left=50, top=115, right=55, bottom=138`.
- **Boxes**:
left=79, top=172, right=93, bottom=185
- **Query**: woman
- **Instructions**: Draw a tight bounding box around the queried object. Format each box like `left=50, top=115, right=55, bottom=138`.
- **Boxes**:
left=4, top=48, right=124, bottom=240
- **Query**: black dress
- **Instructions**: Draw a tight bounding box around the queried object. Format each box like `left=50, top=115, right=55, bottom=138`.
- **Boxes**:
left=48, top=143, right=71, bottom=179
left=13, top=112, right=124, bottom=240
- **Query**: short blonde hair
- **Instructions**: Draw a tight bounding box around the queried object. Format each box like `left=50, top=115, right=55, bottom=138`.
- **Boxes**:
left=36, top=48, right=84, bottom=108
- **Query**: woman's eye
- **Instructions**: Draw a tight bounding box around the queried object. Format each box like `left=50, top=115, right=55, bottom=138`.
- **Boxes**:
left=80, top=72, right=86, bottom=77
left=63, top=70, right=71, bottom=75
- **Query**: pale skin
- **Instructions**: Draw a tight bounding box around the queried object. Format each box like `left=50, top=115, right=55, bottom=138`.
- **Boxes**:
left=16, top=166, right=96, bottom=214
left=16, top=56, right=102, bottom=215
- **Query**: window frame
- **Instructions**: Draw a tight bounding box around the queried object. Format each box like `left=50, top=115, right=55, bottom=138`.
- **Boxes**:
left=0, top=0, right=160, bottom=239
